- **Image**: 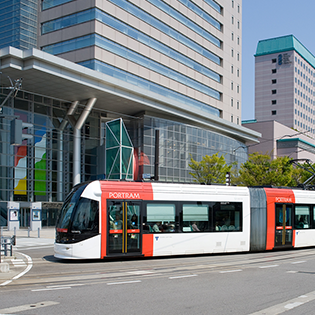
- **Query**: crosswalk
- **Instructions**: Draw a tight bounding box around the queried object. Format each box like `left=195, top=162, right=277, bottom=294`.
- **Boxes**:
left=11, top=259, right=26, bottom=268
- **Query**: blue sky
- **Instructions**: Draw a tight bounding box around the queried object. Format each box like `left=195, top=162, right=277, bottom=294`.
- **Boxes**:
left=242, top=0, right=315, bottom=121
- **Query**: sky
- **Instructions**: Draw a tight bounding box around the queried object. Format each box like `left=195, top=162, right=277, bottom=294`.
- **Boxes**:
left=242, top=0, right=315, bottom=121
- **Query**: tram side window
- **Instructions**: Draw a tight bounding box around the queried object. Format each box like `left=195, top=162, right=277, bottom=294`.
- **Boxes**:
left=214, top=202, right=242, bottom=231
left=182, top=204, right=209, bottom=232
left=71, top=198, right=99, bottom=233
left=295, top=206, right=310, bottom=229
left=145, top=204, right=175, bottom=233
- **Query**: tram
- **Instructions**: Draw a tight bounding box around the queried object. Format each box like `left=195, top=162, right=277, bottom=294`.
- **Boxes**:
left=54, top=181, right=315, bottom=259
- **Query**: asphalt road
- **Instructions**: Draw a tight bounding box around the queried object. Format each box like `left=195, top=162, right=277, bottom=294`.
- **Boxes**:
left=1, top=245, right=315, bottom=315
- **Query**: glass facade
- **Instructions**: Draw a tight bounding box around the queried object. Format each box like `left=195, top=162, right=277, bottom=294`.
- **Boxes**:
left=42, top=0, right=73, bottom=10
left=42, top=8, right=221, bottom=78
left=41, top=6, right=221, bottom=65
left=140, top=115, right=247, bottom=182
left=0, top=0, right=38, bottom=50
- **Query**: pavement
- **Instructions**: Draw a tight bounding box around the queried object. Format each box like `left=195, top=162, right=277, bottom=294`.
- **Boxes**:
left=0, top=227, right=55, bottom=285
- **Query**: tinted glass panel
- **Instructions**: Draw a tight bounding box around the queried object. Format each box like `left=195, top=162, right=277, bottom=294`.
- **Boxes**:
left=146, top=203, right=175, bottom=232
left=182, top=204, right=209, bottom=232
left=295, top=205, right=310, bottom=229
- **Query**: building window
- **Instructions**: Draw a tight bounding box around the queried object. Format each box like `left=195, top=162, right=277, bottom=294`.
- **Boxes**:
left=272, top=58, right=277, bottom=63
left=231, top=115, right=233, bottom=122
left=237, top=101, right=239, bottom=109
left=272, top=89, right=277, bottom=94
left=237, top=117, right=239, bottom=124
left=231, top=82, right=234, bottom=90
left=237, top=85, right=239, bottom=93
left=272, top=100, right=277, bottom=105
left=232, top=16, right=234, bottom=24
left=237, top=37, right=240, bottom=45
left=272, top=110, right=277, bottom=115
left=272, top=79, right=277, bottom=84
left=237, top=21, right=240, bottom=29
left=231, top=65, right=234, bottom=73
left=232, top=33, right=234, bottom=41
left=237, top=69, right=239, bottom=77
left=231, top=49, right=234, bottom=57
left=272, top=69, right=277, bottom=74
left=231, top=98, right=233, bottom=107
left=232, top=0, right=234, bottom=8
left=237, top=53, right=240, bottom=61
left=238, top=5, right=240, bottom=12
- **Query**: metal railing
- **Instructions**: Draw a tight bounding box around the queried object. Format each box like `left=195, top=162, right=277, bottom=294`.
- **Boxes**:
left=0, top=235, right=16, bottom=262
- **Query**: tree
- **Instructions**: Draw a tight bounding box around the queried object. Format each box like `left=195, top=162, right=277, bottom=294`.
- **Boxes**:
left=189, top=153, right=234, bottom=184
left=234, top=152, right=298, bottom=187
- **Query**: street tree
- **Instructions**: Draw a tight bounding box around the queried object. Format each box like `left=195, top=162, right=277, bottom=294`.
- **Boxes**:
left=189, top=153, right=234, bottom=184
left=234, top=152, right=298, bottom=187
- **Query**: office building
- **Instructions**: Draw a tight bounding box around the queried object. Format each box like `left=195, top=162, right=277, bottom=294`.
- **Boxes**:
left=244, top=35, right=315, bottom=161
left=255, top=35, right=315, bottom=134
left=0, top=0, right=259, bottom=227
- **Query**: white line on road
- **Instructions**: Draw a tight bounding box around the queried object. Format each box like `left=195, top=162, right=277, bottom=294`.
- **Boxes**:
left=219, top=269, right=242, bottom=273
left=259, top=264, right=279, bottom=269
left=169, top=274, right=197, bottom=279
left=248, top=290, right=315, bottom=314
left=107, top=280, right=141, bottom=285
left=47, top=284, right=85, bottom=288
left=291, top=260, right=306, bottom=264
left=128, top=270, right=154, bottom=275
left=0, top=301, right=59, bottom=314
left=32, top=283, right=86, bottom=291
left=0, top=252, right=33, bottom=286
left=32, top=287, right=71, bottom=292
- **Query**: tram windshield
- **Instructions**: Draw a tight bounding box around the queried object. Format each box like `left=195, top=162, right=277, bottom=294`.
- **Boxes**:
left=56, top=183, right=100, bottom=243
left=56, top=184, right=87, bottom=233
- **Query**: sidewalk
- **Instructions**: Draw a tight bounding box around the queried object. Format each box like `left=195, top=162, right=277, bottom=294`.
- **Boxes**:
left=0, top=227, right=55, bottom=284
left=1, top=227, right=55, bottom=239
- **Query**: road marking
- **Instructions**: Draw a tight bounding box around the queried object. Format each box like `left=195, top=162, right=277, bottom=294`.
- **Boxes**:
left=0, top=252, right=33, bottom=286
left=128, top=270, right=154, bottom=275
left=169, top=274, right=197, bottom=279
left=248, top=290, right=315, bottom=314
left=32, top=287, right=71, bottom=292
left=219, top=269, right=242, bottom=273
left=32, top=283, right=85, bottom=291
left=259, top=264, right=279, bottom=269
left=11, top=259, right=26, bottom=267
left=291, top=260, right=306, bottom=264
left=107, top=280, right=141, bottom=285
left=0, top=301, right=59, bottom=314
left=47, top=284, right=85, bottom=288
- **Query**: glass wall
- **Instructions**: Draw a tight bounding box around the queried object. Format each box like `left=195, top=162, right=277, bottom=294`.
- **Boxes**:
left=138, top=115, right=247, bottom=182
left=0, top=88, right=102, bottom=206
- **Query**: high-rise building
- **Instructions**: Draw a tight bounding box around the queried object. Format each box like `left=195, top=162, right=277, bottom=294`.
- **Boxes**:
left=39, top=0, right=242, bottom=123
left=0, top=0, right=38, bottom=50
left=255, top=35, right=315, bottom=135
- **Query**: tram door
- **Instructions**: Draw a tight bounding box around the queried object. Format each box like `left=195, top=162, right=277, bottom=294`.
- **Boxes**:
left=275, top=204, right=293, bottom=247
left=107, top=200, right=141, bottom=255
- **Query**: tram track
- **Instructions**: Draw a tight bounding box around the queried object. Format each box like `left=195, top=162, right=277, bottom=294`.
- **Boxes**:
left=2, top=248, right=315, bottom=293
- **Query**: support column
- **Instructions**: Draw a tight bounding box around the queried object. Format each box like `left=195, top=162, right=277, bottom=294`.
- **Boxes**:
left=72, top=98, right=97, bottom=186
left=57, top=101, right=78, bottom=201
